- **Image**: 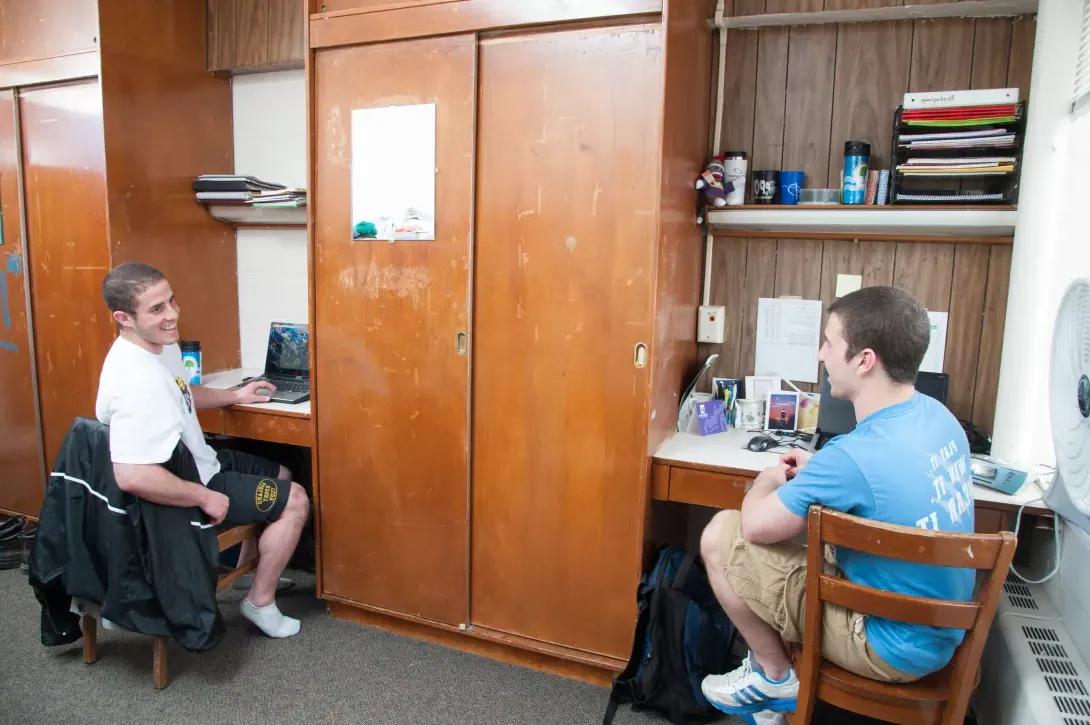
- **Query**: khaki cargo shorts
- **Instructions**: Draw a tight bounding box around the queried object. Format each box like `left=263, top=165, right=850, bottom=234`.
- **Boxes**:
left=716, top=510, right=916, bottom=684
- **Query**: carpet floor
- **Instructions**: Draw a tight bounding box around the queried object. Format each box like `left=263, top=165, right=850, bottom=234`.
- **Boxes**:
left=1, top=569, right=748, bottom=725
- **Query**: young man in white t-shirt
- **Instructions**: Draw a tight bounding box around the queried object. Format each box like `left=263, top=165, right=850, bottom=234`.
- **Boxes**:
left=95, top=262, right=309, bottom=638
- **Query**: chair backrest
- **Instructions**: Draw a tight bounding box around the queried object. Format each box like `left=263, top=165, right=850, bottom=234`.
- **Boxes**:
left=799, top=506, right=1017, bottom=723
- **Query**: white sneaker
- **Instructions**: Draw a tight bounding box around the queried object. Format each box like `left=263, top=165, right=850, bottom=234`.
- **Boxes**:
left=701, top=653, right=799, bottom=714
left=740, top=710, right=787, bottom=725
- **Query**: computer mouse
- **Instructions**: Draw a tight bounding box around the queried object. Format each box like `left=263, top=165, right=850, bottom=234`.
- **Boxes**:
left=746, top=435, right=778, bottom=452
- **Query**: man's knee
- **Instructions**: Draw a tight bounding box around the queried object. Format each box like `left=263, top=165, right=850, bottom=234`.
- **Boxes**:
left=701, top=510, right=734, bottom=567
left=285, top=482, right=309, bottom=521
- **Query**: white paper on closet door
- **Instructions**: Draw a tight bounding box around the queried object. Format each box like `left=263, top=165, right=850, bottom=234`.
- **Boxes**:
left=754, top=298, right=822, bottom=384
left=920, top=310, right=949, bottom=374
left=350, top=103, right=436, bottom=242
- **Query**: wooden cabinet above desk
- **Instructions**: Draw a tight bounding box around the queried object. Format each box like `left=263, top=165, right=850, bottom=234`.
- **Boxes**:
left=207, top=0, right=306, bottom=73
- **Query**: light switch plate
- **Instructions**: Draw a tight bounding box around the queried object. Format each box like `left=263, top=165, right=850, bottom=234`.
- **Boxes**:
left=835, top=274, right=863, bottom=298
left=697, top=305, right=726, bottom=343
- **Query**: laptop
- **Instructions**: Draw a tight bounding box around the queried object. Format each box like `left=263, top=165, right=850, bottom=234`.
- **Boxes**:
left=812, top=369, right=950, bottom=451
left=247, top=322, right=311, bottom=404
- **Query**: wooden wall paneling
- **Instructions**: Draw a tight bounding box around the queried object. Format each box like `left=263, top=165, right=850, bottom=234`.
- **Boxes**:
left=0, top=91, right=45, bottom=516
left=20, top=81, right=113, bottom=471
left=765, top=0, right=822, bottom=14
left=649, top=0, right=715, bottom=454
left=781, top=25, right=835, bottom=189
left=97, top=0, right=239, bottom=374
left=269, top=0, right=307, bottom=63
left=751, top=29, right=789, bottom=175
left=0, top=0, right=99, bottom=65
left=971, top=245, right=1011, bottom=433
left=235, top=0, right=271, bottom=67
left=943, top=245, right=989, bottom=421
left=818, top=240, right=897, bottom=304
left=732, top=0, right=766, bottom=16
left=472, top=25, right=662, bottom=659
left=824, top=0, right=900, bottom=13
left=1006, top=16, right=1036, bottom=103
left=703, top=238, right=750, bottom=381
left=313, top=34, right=474, bottom=625
left=827, top=22, right=912, bottom=185
left=736, top=241, right=778, bottom=380
left=207, top=0, right=237, bottom=71
left=970, top=19, right=1013, bottom=90
left=891, top=243, right=954, bottom=313
left=309, top=0, right=664, bottom=49
left=717, top=29, right=758, bottom=161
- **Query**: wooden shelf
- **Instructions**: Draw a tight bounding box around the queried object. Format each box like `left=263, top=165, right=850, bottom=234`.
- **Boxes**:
left=205, top=204, right=307, bottom=227
left=706, top=205, right=1017, bottom=244
left=715, top=0, right=1037, bottom=29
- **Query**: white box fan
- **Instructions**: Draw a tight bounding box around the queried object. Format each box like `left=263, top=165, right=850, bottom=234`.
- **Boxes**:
left=974, top=279, right=1090, bottom=725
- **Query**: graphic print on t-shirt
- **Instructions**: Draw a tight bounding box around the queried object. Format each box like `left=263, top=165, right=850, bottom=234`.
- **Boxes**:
left=917, top=438, right=973, bottom=530
left=174, top=375, right=194, bottom=414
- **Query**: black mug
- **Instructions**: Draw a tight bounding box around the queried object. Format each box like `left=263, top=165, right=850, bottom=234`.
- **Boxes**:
left=752, top=170, right=780, bottom=204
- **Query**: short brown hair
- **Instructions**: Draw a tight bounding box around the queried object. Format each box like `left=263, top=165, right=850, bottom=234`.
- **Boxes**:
left=827, top=286, right=930, bottom=384
left=101, top=262, right=165, bottom=317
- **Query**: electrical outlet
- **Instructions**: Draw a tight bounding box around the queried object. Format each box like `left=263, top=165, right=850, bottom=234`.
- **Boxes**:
left=698, top=305, right=725, bottom=343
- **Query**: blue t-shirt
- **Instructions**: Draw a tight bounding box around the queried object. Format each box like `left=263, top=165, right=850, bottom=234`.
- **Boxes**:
left=777, top=392, right=974, bottom=677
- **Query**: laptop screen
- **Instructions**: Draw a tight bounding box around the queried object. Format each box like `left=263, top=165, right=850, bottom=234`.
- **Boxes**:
left=265, top=322, right=309, bottom=379
left=815, top=369, right=951, bottom=443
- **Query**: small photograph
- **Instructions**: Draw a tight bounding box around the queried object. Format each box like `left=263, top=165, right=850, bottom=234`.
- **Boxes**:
left=766, top=391, right=800, bottom=432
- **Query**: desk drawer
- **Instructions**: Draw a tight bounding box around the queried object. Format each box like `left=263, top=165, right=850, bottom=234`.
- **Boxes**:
left=223, top=410, right=312, bottom=448
left=669, top=467, right=749, bottom=509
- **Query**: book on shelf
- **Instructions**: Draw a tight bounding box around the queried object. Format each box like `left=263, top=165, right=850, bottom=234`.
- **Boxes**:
left=903, top=88, right=1019, bottom=110
left=192, top=175, right=286, bottom=193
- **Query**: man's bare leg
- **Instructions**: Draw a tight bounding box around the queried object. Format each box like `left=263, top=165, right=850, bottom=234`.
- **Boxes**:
left=246, top=481, right=308, bottom=607
left=700, top=511, right=793, bottom=680
left=239, top=481, right=309, bottom=638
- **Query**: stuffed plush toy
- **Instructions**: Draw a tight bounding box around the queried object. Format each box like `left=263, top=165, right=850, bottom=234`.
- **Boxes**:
left=695, top=155, right=731, bottom=208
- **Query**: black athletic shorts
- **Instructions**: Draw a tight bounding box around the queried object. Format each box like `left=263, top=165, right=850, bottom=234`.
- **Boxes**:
left=206, top=449, right=290, bottom=525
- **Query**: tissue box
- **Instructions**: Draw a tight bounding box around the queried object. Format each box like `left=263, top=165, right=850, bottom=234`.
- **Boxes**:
left=695, top=399, right=729, bottom=436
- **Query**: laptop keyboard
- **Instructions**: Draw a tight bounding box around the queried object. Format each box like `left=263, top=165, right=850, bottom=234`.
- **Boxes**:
left=272, top=379, right=309, bottom=393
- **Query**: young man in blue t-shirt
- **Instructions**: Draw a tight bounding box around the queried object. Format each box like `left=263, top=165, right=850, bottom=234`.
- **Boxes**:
left=699, top=286, right=974, bottom=721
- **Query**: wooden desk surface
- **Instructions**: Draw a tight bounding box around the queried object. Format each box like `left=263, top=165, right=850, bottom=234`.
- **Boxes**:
left=652, top=431, right=1051, bottom=517
left=197, top=368, right=312, bottom=448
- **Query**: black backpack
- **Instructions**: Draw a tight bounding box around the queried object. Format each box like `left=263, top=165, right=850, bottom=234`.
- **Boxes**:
left=603, top=546, right=742, bottom=725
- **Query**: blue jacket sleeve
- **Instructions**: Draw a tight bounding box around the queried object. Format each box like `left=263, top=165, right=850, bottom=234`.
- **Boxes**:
left=776, top=444, right=874, bottom=519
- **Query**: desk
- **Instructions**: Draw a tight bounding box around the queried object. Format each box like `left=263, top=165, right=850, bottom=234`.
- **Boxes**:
left=197, top=369, right=312, bottom=448
left=652, top=431, right=1050, bottom=533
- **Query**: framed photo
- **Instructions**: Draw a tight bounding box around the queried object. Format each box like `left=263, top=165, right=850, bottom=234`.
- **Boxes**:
left=766, top=391, right=800, bottom=432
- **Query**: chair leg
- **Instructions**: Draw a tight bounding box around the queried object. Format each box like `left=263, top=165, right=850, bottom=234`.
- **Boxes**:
left=152, top=637, right=168, bottom=690
left=81, top=615, right=98, bottom=664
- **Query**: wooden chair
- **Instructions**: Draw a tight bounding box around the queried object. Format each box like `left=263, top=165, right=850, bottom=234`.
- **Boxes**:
left=787, top=506, right=1016, bottom=725
left=81, top=523, right=259, bottom=689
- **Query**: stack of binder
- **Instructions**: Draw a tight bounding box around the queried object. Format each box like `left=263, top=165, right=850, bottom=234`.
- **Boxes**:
left=889, top=89, right=1026, bottom=205
left=193, top=175, right=292, bottom=205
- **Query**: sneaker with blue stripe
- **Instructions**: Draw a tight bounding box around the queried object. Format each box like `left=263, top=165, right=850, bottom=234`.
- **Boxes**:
left=700, top=653, right=799, bottom=715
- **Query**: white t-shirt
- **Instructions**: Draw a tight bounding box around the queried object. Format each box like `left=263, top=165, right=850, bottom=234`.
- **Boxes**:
left=95, top=337, right=221, bottom=484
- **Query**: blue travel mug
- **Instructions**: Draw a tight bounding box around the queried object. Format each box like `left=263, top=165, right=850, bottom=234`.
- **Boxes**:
left=181, top=340, right=201, bottom=385
left=780, top=170, right=804, bottom=205
left=842, top=141, right=870, bottom=205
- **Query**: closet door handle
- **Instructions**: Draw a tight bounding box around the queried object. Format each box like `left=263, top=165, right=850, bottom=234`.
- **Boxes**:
left=634, top=342, right=647, bottom=369
left=456, top=332, right=468, bottom=356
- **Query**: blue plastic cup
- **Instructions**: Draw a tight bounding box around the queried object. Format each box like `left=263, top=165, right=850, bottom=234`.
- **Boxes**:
left=780, top=171, right=805, bottom=205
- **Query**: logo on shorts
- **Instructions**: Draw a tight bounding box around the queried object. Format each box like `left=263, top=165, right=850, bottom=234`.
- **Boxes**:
left=255, top=478, right=278, bottom=513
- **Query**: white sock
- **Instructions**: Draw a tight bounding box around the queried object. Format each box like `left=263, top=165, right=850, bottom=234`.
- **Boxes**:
left=240, top=599, right=300, bottom=638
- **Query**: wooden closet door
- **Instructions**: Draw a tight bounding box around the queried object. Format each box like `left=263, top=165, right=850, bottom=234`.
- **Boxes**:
left=20, top=81, right=112, bottom=471
left=0, top=91, right=44, bottom=516
left=313, top=35, right=474, bottom=624
left=471, top=25, right=662, bottom=659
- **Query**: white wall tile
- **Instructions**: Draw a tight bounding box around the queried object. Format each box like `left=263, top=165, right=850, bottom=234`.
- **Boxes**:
left=232, top=70, right=309, bottom=369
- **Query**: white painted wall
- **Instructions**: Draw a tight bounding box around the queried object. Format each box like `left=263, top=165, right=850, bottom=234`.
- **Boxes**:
left=995, top=0, right=1090, bottom=665
left=231, top=70, right=309, bottom=370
